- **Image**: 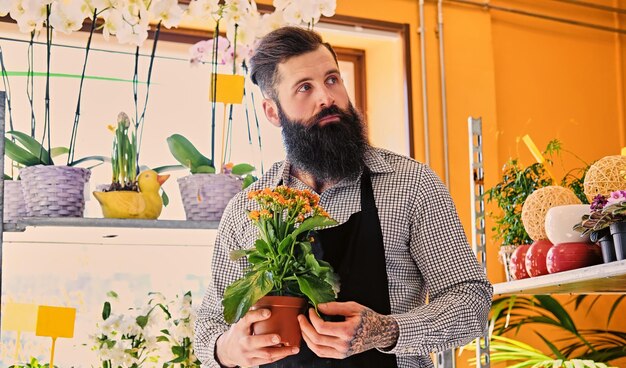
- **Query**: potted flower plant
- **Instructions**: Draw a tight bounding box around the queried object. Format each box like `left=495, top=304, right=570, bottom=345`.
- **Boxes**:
left=92, top=112, right=169, bottom=219
left=222, top=186, right=339, bottom=347
left=574, top=191, right=626, bottom=262
left=160, top=133, right=257, bottom=221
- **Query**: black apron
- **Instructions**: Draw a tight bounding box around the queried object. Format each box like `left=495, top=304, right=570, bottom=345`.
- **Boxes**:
left=263, top=170, right=398, bottom=368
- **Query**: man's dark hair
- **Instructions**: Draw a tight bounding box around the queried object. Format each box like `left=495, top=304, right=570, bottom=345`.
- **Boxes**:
left=249, top=26, right=338, bottom=98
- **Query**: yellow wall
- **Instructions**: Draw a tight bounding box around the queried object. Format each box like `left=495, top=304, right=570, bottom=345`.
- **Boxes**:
left=319, top=0, right=626, bottom=367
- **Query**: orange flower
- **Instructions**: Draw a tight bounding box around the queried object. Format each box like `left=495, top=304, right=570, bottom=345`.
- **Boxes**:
left=248, top=210, right=260, bottom=221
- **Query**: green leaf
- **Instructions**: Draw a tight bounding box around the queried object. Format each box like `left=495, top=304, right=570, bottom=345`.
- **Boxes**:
left=102, top=301, right=111, bottom=320
left=136, top=314, right=149, bottom=328
left=156, top=336, right=170, bottom=342
left=230, top=249, right=249, bottom=261
left=7, top=131, right=52, bottom=164
left=254, top=238, right=272, bottom=257
left=50, top=146, right=69, bottom=158
left=295, top=274, right=335, bottom=310
left=242, top=174, right=258, bottom=189
left=536, top=295, right=578, bottom=334
left=161, top=189, right=169, bottom=207
left=166, top=134, right=214, bottom=173
left=4, top=138, right=45, bottom=166
left=68, top=155, right=108, bottom=167
left=222, top=270, right=273, bottom=324
left=292, top=215, right=337, bottom=239
left=278, top=235, right=294, bottom=254
left=152, top=164, right=185, bottom=173
left=193, top=165, right=216, bottom=174
left=231, top=163, right=255, bottom=175
left=4, top=174, right=12, bottom=180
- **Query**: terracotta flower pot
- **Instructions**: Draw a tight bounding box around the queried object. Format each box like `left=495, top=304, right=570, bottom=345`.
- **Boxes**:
left=525, top=239, right=553, bottom=277
left=509, top=244, right=531, bottom=280
left=546, top=242, right=603, bottom=274
left=250, top=296, right=307, bottom=348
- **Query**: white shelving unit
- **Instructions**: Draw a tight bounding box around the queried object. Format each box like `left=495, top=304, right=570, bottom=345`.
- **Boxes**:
left=493, top=260, right=626, bottom=296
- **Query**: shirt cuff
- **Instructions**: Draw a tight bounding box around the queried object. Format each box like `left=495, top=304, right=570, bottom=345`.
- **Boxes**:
left=379, top=313, right=426, bottom=356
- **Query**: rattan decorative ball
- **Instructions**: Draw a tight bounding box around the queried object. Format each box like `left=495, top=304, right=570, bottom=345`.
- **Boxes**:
left=583, top=155, right=626, bottom=202
left=521, top=186, right=581, bottom=241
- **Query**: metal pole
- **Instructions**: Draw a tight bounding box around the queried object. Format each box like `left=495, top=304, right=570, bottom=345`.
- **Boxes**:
left=418, top=0, right=431, bottom=166
left=437, top=0, right=450, bottom=187
left=468, top=116, right=489, bottom=368
left=0, top=90, right=6, bottom=335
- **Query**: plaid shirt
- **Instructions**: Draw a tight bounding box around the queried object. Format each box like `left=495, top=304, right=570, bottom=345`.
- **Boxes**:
left=194, top=147, right=493, bottom=368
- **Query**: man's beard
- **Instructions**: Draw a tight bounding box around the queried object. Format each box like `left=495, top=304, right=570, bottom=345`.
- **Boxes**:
left=278, top=102, right=368, bottom=183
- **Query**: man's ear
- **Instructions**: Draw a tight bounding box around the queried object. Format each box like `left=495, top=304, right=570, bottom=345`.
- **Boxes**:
left=262, top=98, right=281, bottom=127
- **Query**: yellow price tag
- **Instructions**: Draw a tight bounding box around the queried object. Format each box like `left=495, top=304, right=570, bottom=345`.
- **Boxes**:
left=209, top=73, right=245, bottom=104
left=36, top=305, right=76, bottom=338
left=3, top=303, right=38, bottom=332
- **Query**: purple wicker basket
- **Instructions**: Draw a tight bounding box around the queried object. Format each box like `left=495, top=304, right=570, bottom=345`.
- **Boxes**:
left=3, top=180, right=28, bottom=222
left=177, top=174, right=242, bottom=221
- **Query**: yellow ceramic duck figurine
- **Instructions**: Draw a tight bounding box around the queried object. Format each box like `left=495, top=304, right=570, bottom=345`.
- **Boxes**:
left=93, top=170, right=170, bottom=219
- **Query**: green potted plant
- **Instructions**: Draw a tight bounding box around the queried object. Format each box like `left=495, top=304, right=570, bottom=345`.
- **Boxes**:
left=222, top=186, right=339, bottom=347
left=160, top=133, right=257, bottom=221
left=574, top=191, right=626, bottom=262
left=92, top=112, right=169, bottom=219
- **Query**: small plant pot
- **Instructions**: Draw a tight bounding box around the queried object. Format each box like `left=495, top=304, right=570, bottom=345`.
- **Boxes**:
left=250, top=296, right=307, bottom=348
left=177, top=173, right=242, bottom=221
left=3, top=180, right=28, bottom=221
left=498, top=245, right=518, bottom=282
left=597, top=233, right=617, bottom=263
left=609, top=222, right=626, bottom=261
left=20, top=165, right=90, bottom=217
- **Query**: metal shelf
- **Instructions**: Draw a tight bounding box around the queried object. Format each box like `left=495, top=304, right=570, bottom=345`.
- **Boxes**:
left=3, top=217, right=220, bottom=232
left=493, top=260, right=626, bottom=295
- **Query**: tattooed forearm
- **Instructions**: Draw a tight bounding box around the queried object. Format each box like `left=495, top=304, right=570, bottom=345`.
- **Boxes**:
left=346, top=308, right=399, bottom=357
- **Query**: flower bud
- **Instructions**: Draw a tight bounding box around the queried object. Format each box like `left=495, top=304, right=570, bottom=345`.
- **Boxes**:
left=117, top=112, right=130, bottom=128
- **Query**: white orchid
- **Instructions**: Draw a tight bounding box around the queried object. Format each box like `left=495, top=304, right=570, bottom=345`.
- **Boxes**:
left=187, top=0, right=220, bottom=21
left=11, top=0, right=47, bottom=33
left=0, top=0, right=11, bottom=17
left=149, top=0, right=183, bottom=29
left=49, top=0, right=87, bottom=34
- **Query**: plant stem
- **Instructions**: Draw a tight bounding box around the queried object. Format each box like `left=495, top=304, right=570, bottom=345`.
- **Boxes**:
left=136, top=21, right=161, bottom=169
left=43, top=4, right=52, bottom=161
left=68, top=8, right=98, bottom=165
left=28, top=31, right=35, bottom=138
left=210, top=22, right=220, bottom=167
left=0, top=46, right=15, bottom=132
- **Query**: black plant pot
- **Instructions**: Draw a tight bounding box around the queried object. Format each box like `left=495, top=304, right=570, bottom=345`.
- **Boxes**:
left=597, top=233, right=617, bottom=263
left=609, top=222, right=626, bottom=261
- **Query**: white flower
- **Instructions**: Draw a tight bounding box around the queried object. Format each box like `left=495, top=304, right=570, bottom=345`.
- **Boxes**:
left=49, top=0, right=87, bottom=34
left=226, top=9, right=260, bottom=47
left=318, top=0, right=335, bottom=17
left=258, top=9, right=284, bottom=38
left=101, top=7, right=124, bottom=40
left=0, top=0, right=11, bottom=17
left=100, top=314, right=124, bottom=336
left=149, top=0, right=183, bottom=29
left=187, top=0, right=219, bottom=21
left=11, top=0, right=47, bottom=33
left=272, top=0, right=289, bottom=12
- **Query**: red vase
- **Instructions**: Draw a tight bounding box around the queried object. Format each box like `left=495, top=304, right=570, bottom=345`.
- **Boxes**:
left=509, top=244, right=531, bottom=280
left=250, top=296, right=307, bottom=348
left=546, top=242, right=603, bottom=273
left=525, top=239, right=554, bottom=277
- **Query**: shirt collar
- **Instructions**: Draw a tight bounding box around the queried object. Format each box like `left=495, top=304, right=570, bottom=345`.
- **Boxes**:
left=271, top=146, right=395, bottom=188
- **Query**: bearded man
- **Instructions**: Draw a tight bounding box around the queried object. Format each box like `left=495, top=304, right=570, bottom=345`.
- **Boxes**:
left=194, top=26, right=492, bottom=368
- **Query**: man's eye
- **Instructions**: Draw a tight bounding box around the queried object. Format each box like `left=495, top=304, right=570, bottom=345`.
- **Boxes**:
left=297, top=84, right=311, bottom=92
left=327, top=76, right=339, bottom=85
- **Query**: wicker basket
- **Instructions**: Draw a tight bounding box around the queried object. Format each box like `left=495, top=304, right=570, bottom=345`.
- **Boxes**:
left=19, top=165, right=91, bottom=217
left=3, top=180, right=28, bottom=222
left=178, top=173, right=242, bottom=221
left=498, top=245, right=518, bottom=282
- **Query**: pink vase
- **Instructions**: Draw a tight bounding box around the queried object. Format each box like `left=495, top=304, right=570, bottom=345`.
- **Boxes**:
left=546, top=242, right=603, bottom=273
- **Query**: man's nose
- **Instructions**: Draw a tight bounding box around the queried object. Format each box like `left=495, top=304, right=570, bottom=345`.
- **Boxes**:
left=317, top=87, right=335, bottom=108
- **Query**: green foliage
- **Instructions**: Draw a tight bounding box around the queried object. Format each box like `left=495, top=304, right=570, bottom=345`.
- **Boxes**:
left=486, top=159, right=552, bottom=245
left=161, top=133, right=258, bottom=189
left=8, top=357, right=57, bottom=368
left=109, top=112, right=138, bottom=191
left=222, top=187, right=339, bottom=324
left=4, top=130, right=105, bottom=170
left=465, top=335, right=618, bottom=368
left=486, top=139, right=589, bottom=246
left=490, top=295, right=626, bottom=364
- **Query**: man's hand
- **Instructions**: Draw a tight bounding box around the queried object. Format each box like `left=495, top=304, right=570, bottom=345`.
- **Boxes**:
left=297, top=301, right=399, bottom=359
left=216, top=309, right=300, bottom=367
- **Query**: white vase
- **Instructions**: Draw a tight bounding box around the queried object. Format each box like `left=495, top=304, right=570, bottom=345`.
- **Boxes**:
left=544, top=204, right=591, bottom=245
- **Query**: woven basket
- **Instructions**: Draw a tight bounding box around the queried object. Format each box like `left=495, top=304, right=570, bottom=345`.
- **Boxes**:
left=20, top=165, right=91, bottom=217
left=3, top=180, right=28, bottom=222
left=498, top=245, right=518, bottom=282
left=178, top=173, right=242, bottom=221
